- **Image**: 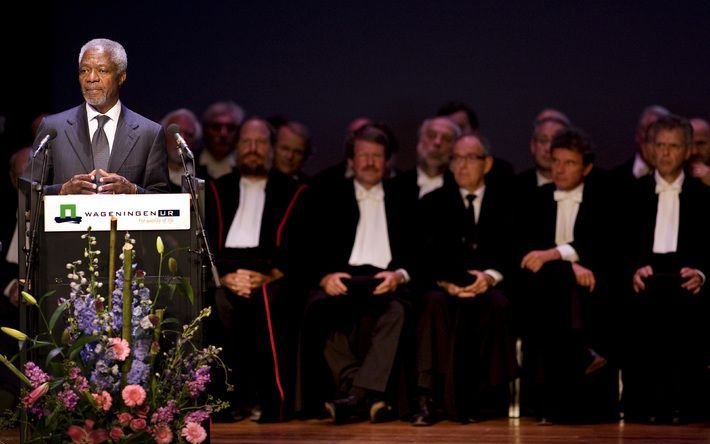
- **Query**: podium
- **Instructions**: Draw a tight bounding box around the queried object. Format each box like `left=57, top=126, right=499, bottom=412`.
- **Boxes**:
left=17, top=178, right=208, bottom=346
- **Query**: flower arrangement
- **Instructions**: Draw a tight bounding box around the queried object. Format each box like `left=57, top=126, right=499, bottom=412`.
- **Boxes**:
left=0, top=226, right=228, bottom=443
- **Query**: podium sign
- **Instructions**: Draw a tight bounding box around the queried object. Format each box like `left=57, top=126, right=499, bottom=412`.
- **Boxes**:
left=44, top=194, right=191, bottom=232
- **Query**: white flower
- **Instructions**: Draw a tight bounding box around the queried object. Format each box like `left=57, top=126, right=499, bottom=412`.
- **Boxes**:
left=140, top=316, right=153, bottom=330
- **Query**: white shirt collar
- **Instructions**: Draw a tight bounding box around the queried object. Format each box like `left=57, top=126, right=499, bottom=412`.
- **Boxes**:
left=86, top=100, right=121, bottom=123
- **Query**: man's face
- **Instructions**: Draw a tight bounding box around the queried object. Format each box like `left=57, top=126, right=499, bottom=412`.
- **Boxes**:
left=652, top=128, right=689, bottom=181
left=274, top=126, right=307, bottom=176
left=450, top=136, right=491, bottom=192
left=349, top=140, right=386, bottom=189
left=203, top=112, right=239, bottom=160
left=79, top=48, right=125, bottom=114
left=237, top=120, right=272, bottom=177
left=551, top=147, right=591, bottom=191
left=417, top=118, right=457, bottom=172
left=164, top=115, right=198, bottom=165
left=690, top=119, right=710, bottom=163
left=530, top=120, right=565, bottom=172
left=636, top=111, right=666, bottom=166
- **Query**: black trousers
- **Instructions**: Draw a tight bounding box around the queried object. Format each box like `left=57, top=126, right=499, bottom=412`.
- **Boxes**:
left=207, top=278, right=301, bottom=419
left=414, top=287, right=517, bottom=418
left=297, top=286, right=405, bottom=412
left=622, top=268, right=706, bottom=420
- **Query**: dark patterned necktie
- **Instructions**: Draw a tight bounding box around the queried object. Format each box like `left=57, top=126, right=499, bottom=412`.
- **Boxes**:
left=92, top=115, right=110, bottom=172
left=464, top=193, right=478, bottom=250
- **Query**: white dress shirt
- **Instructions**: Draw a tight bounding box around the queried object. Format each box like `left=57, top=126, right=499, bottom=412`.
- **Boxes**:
left=199, top=150, right=236, bottom=180
left=348, top=181, right=392, bottom=270
left=553, top=183, right=583, bottom=262
left=652, top=171, right=683, bottom=254
left=536, top=170, right=554, bottom=187
left=86, top=101, right=121, bottom=155
left=417, top=168, right=444, bottom=198
left=224, top=177, right=267, bottom=248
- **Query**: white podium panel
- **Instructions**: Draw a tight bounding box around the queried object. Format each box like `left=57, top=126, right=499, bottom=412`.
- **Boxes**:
left=43, top=193, right=191, bottom=232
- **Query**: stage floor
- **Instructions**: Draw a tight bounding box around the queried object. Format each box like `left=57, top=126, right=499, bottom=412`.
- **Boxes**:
left=208, top=417, right=709, bottom=444
left=2, top=418, right=708, bottom=443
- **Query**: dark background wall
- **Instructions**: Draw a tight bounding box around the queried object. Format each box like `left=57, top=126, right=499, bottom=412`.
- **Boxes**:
left=2, top=0, right=710, bottom=175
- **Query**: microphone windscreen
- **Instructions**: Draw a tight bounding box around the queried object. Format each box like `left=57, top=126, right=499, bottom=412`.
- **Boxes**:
left=44, top=128, right=58, bottom=140
left=166, top=123, right=180, bottom=137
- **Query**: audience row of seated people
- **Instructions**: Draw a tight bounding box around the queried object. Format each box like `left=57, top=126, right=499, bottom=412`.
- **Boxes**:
left=192, top=106, right=708, bottom=427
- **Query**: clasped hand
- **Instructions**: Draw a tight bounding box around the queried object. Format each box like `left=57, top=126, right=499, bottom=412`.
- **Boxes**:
left=60, top=169, right=136, bottom=195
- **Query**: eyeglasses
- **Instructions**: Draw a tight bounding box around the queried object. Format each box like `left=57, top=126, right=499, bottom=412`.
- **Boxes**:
left=451, top=154, right=487, bottom=163
left=206, top=122, right=238, bottom=132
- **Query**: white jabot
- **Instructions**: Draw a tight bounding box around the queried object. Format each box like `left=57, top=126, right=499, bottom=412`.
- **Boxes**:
left=554, top=183, right=583, bottom=262
left=349, top=181, right=392, bottom=269
left=653, top=171, right=683, bottom=253
left=536, top=170, right=554, bottom=187
left=417, top=168, right=444, bottom=198
left=199, top=150, right=236, bottom=180
left=86, top=101, right=121, bottom=155
left=632, top=153, right=652, bottom=179
left=224, top=177, right=267, bottom=248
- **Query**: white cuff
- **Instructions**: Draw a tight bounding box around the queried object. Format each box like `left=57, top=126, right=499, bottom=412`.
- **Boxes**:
left=395, top=268, right=411, bottom=284
left=556, top=244, right=579, bottom=263
left=483, top=269, right=503, bottom=286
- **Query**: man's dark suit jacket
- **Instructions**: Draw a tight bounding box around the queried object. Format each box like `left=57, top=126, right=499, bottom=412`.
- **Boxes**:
left=626, top=174, right=709, bottom=278
left=23, top=104, right=169, bottom=194
left=308, top=178, right=412, bottom=281
left=205, top=169, right=302, bottom=277
left=517, top=181, right=611, bottom=275
left=416, top=182, right=514, bottom=288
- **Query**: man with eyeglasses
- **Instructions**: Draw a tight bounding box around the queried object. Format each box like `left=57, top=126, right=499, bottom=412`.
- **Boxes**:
left=411, top=134, right=517, bottom=425
left=621, top=114, right=708, bottom=425
left=197, top=100, right=245, bottom=181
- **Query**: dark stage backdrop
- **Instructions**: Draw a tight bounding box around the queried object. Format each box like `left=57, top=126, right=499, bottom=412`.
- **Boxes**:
left=3, top=0, right=710, bottom=175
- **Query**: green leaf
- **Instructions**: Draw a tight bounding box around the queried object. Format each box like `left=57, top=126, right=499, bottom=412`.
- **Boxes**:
left=48, top=302, right=68, bottom=334
left=180, top=277, right=194, bottom=305
left=161, top=317, right=181, bottom=327
left=37, top=289, right=57, bottom=306
left=45, top=347, right=64, bottom=367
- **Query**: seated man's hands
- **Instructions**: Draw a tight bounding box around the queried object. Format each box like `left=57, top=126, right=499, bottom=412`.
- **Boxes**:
left=438, top=270, right=494, bottom=298
left=372, top=270, right=406, bottom=295
left=320, top=272, right=352, bottom=296
left=221, top=268, right=283, bottom=298
left=632, top=265, right=653, bottom=293
left=572, top=262, right=596, bottom=292
left=521, top=248, right=561, bottom=273
left=680, top=267, right=704, bottom=294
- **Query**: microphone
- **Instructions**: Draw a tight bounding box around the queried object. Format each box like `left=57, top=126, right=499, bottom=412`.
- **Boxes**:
left=32, top=128, right=58, bottom=158
left=167, top=124, right=195, bottom=160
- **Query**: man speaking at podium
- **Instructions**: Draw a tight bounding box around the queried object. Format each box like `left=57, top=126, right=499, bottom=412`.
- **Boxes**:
left=22, top=38, right=169, bottom=195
